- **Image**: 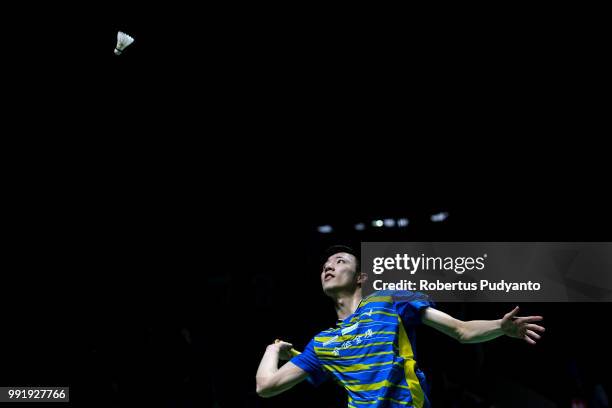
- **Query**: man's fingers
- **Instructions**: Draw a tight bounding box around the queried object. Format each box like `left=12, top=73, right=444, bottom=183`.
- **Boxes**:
left=507, top=306, right=520, bottom=318
left=524, top=335, right=537, bottom=345
left=526, top=324, right=545, bottom=333
left=516, top=316, right=543, bottom=324
left=526, top=330, right=541, bottom=340
left=274, top=339, right=293, bottom=347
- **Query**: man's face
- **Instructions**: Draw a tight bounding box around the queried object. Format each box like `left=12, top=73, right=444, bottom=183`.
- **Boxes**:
left=321, top=252, right=359, bottom=295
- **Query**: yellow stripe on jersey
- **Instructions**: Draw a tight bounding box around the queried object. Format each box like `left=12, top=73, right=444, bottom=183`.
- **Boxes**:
left=315, top=341, right=394, bottom=352
left=316, top=330, right=397, bottom=343
left=397, top=316, right=424, bottom=408
left=323, top=360, right=404, bottom=373
left=344, top=378, right=411, bottom=392
left=359, top=296, right=393, bottom=306
left=349, top=396, right=413, bottom=406
left=318, top=350, right=395, bottom=360
left=377, top=396, right=413, bottom=405
left=371, top=310, right=400, bottom=317
left=340, top=309, right=398, bottom=325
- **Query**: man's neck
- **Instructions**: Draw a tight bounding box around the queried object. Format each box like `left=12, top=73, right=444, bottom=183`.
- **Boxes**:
left=333, top=290, right=363, bottom=321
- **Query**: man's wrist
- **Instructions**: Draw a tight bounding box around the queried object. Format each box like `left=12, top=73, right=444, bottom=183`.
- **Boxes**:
left=495, top=318, right=505, bottom=335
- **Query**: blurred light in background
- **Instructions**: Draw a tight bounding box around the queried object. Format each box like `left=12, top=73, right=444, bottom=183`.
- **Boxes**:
left=383, top=218, right=395, bottom=227
left=397, top=218, right=410, bottom=227
left=317, top=225, right=333, bottom=233
left=430, top=212, right=449, bottom=222
left=316, top=216, right=417, bottom=233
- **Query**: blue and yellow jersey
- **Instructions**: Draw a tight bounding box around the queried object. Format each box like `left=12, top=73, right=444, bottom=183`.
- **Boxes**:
left=291, top=291, right=434, bottom=408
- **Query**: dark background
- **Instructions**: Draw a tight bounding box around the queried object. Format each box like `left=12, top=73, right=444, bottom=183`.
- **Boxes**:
left=2, top=3, right=610, bottom=407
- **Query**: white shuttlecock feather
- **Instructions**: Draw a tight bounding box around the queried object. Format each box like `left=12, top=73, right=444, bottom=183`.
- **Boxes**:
left=114, top=31, right=134, bottom=55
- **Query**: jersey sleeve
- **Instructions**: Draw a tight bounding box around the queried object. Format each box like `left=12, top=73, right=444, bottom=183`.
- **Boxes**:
left=392, top=290, right=435, bottom=326
left=289, top=338, right=328, bottom=387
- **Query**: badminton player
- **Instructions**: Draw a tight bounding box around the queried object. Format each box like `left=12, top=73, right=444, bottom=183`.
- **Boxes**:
left=256, top=245, right=545, bottom=407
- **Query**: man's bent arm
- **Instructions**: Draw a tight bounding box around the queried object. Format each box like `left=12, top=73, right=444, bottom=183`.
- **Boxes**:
left=256, top=342, right=308, bottom=397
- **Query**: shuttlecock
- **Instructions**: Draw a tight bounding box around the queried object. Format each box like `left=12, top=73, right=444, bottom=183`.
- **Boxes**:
left=114, top=31, right=134, bottom=55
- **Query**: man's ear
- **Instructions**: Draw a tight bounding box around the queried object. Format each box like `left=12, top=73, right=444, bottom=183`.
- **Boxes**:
left=357, top=272, right=368, bottom=285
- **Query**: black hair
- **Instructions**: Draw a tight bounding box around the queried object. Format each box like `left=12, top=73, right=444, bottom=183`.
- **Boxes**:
left=323, top=245, right=361, bottom=273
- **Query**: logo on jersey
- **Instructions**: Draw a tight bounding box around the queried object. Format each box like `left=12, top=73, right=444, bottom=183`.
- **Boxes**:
left=322, top=335, right=339, bottom=347
left=341, top=322, right=360, bottom=335
left=332, top=329, right=374, bottom=356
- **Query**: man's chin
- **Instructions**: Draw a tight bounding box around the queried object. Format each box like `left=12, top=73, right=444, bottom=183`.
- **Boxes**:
left=322, top=284, right=343, bottom=296
left=322, top=284, right=334, bottom=294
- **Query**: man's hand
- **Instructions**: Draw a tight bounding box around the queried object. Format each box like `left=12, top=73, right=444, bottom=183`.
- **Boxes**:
left=501, top=306, right=545, bottom=345
left=273, top=340, right=295, bottom=361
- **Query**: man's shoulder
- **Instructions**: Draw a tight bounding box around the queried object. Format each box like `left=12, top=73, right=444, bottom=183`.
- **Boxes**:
left=365, top=290, right=431, bottom=303
left=361, top=290, right=395, bottom=305
left=361, top=290, right=419, bottom=306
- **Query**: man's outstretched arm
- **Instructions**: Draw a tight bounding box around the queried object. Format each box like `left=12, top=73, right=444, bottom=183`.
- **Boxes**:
left=422, top=306, right=545, bottom=344
left=256, top=341, right=308, bottom=398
